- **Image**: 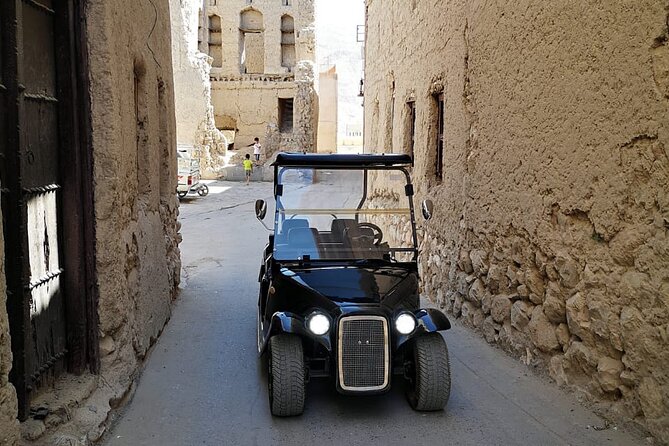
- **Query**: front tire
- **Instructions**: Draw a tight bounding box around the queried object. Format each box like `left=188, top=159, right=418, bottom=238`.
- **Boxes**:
left=268, top=335, right=305, bottom=416
left=407, top=333, right=451, bottom=411
left=197, top=184, right=209, bottom=196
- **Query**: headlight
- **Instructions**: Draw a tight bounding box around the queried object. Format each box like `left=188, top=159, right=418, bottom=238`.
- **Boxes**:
left=395, top=313, right=417, bottom=335
left=307, top=313, right=330, bottom=336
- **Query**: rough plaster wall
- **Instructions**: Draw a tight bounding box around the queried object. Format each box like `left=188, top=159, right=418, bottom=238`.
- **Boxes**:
left=171, top=0, right=228, bottom=177
left=208, top=0, right=317, bottom=158
left=294, top=60, right=318, bottom=153
left=364, top=0, right=669, bottom=442
left=317, top=67, right=338, bottom=152
left=244, top=32, right=266, bottom=73
left=0, top=201, right=19, bottom=446
left=211, top=78, right=296, bottom=149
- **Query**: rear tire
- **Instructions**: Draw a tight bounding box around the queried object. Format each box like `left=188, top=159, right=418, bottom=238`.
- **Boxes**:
left=268, top=335, right=305, bottom=416
left=407, top=333, right=451, bottom=411
left=177, top=191, right=187, bottom=199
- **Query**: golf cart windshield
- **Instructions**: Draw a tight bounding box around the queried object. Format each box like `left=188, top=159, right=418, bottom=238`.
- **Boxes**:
left=274, top=167, right=417, bottom=262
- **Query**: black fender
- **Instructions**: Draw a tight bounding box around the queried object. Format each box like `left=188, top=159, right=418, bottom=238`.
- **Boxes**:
left=259, top=311, right=332, bottom=355
left=395, top=308, right=451, bottom=349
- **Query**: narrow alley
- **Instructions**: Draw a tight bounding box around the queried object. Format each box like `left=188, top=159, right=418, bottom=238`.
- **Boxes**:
left=103, top=181, right=644, bottom=446
left=1, top=1, right=667, bottom=444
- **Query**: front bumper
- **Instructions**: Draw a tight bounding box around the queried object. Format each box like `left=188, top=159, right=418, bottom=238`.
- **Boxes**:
left=261, top=306, right=450, bottom=394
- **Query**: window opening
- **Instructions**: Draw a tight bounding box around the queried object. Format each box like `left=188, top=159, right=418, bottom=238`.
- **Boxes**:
left=208, top=15, right=222, bottom=68
left=240, top=9, right=265, bottom=74
left=281, top=15, right=295, bottom=71
left=158, top=80, right=171, bottom=201
left=134, top=61, right=150, bottom=204
left=197, top=9, right=205, bottom=53
left=406, top=101, right=416, bottom=160
left=278, top=98, right=294, bottom=133
left=433, top=93, right=444, bottom=181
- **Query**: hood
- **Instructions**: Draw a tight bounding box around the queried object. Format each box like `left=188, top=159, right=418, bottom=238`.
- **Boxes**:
left=279, top=266, right=416, bottom=305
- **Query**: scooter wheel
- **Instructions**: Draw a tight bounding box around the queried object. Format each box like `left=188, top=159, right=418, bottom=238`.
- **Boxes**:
left=197, top=184, right=209, bottom=197
left=178, top=191, right=188, bottom=199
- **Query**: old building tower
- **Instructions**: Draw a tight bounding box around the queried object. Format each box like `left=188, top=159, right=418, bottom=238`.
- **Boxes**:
left=203, top=0, right=318, bottom=156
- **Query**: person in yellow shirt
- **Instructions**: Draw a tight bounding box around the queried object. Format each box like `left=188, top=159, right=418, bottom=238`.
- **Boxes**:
left=243, top=153, right=253, bottom=185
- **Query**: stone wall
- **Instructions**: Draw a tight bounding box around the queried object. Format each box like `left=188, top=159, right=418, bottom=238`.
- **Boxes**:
left=364, top=0, right=669, bottom=442
left=171, top=0, right=228, bottom=178
left=0, top=194, right=19, bottom=446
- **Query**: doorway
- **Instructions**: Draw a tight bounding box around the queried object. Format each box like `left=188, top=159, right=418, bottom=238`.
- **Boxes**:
left=0, top=0, right=98, bottom=420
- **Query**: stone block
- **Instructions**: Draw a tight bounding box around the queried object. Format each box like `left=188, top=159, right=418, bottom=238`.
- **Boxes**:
left=596, top=357, right=624, bottom=393
left=638, top=377, right=665, bottom=420
left=543, top=282, right=567, bottom=323
left=565, top=341, right=598, bottom=375
left=524, top=267, right=546, bottom=297
left=458, top=250, right=473, bottom=274
left=566, top=292, right=590, bottom=341
left=482, top=316, right=500, bottom=343
left=556, top=255, right=581, bottom=289
left=510, top=300, right=533, bottom=330
left=491, top=295, right=513, bottom=323
left=468, top=278, right=485, bottom=304
left=470, top=249, right=488, bottom=274
left=555, top=323, right=570, bottom=350
left=528, top=306, right=560, bottom=352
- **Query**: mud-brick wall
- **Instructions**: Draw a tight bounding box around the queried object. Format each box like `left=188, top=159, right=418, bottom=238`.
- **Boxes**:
left=170, top=0, right=228, bottom=178
left=0, top=194, right=19, bottom=446
left=82, top=0, right=181, bottom=437
left=364, top=0, right=669, bottom=441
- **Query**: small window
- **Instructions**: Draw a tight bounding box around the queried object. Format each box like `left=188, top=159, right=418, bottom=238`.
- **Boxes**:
left=240, top=8, right=265, bottom=74
left=278, top=98, right=294, bottom=133
left=209, top=15, right=223, bottom=68
left=433, top=93, right=444, bottom=181
left=281, top=15, right=295, bottom=70
left=406, top=101, right=416, bottom=160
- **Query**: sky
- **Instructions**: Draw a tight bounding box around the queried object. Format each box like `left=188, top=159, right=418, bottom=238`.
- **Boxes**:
left=315, top=0, right=366, bottom=140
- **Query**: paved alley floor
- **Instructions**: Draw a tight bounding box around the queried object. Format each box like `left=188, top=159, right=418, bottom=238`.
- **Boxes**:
left=104, top=180, right=646, bottom=446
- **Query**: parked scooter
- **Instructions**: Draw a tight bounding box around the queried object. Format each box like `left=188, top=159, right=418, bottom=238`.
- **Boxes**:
left=177, top=145, right=209, bottom=199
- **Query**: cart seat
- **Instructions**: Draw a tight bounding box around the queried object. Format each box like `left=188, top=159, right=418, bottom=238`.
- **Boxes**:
left=281, top=218, right=309, bottom=235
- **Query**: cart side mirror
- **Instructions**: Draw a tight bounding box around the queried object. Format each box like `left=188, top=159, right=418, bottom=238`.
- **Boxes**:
left=255, top=199, right=267, bottom=220
left=421, top=199, right=434, bottom=220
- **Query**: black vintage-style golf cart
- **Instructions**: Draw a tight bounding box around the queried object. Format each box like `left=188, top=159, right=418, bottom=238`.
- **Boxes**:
left=255, top=153, right=451, bottom=416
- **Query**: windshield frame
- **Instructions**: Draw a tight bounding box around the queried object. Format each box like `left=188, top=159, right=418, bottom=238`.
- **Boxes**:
left=272, top=164, right=419, bottom=263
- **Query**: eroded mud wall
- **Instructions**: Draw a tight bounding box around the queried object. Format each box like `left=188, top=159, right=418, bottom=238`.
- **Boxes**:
left=80, top=0, right=181, bottom=439
left=0, top=200, right=19, bottom=446
left=364, top=0, right=669, bottom=441
left=171, top=0, right=227, bottom=177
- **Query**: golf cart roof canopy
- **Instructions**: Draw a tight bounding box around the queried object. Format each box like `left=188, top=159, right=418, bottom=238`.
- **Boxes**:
left=272, top=153, right=413, bottom=168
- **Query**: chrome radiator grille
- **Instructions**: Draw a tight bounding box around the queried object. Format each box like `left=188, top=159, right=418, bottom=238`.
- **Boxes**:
left=337, top=316, right=389, bottom=391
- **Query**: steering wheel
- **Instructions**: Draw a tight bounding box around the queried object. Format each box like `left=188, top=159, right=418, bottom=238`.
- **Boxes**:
left=358, top=222, right=384, bottom=246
